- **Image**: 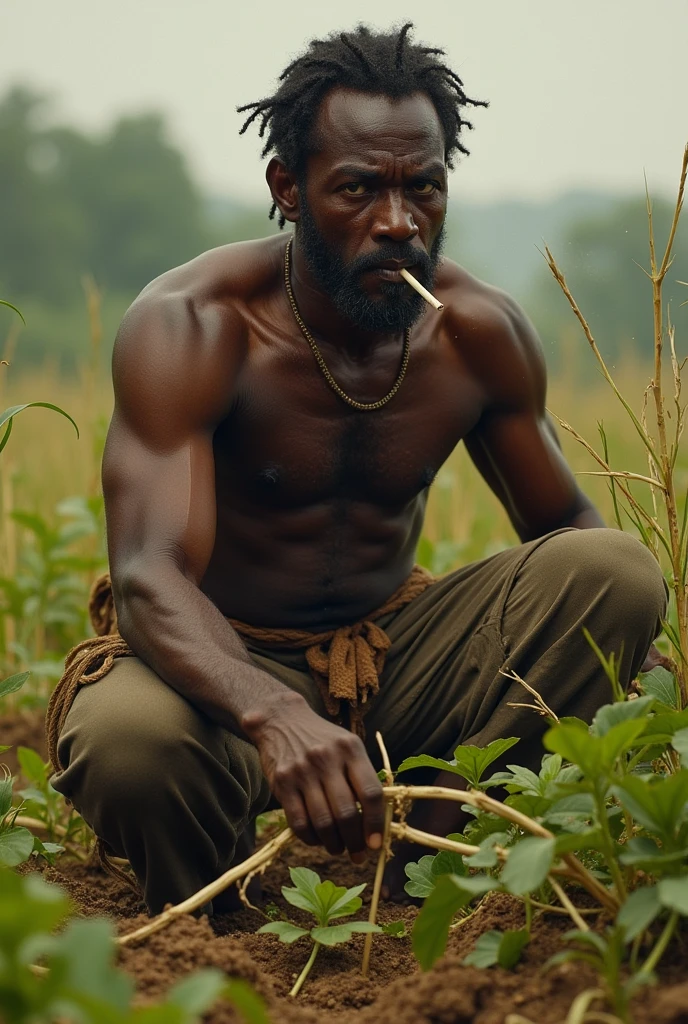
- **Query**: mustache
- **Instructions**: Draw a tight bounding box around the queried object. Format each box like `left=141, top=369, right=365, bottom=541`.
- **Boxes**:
left=347, top=244, right=435, bottom=283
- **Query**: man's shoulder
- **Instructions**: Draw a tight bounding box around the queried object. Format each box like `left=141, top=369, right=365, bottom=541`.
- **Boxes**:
left=117, top=235, right=285, bottom=349
left=435, top=258, right=530, bottom=340
left=435, top=257, right=543, bottom=367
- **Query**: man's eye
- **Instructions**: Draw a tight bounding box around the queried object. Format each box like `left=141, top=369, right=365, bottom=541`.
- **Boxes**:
left=342, top=183, right=368, bottom=195
left=411, top=181, right=436, bottom=195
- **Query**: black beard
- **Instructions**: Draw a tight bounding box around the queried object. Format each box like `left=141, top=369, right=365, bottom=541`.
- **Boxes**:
left=296, top=198, right=445, bottom=334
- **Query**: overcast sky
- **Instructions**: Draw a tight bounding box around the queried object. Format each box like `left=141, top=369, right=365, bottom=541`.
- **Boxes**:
left=3, top=0, right=687, bottom=205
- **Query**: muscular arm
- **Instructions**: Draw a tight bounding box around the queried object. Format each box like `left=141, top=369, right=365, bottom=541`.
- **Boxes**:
left=462, top=295, right=604, bottom=540
left=104, top=281, right=383, bottom=857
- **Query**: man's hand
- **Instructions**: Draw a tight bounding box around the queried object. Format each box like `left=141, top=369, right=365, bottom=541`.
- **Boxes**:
left=245, top=698, right=384, bottom=859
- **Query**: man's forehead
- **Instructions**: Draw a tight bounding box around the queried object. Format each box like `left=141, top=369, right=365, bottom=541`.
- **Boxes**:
left=311, top=87, right=445, bottom=166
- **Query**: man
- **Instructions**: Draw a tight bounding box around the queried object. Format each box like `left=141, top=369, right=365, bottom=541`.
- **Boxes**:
left=51, top=24, right=666, bottom=913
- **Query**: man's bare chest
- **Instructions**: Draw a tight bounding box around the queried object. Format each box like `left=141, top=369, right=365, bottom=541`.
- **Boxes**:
left=212, top=335, right=485, bottom=512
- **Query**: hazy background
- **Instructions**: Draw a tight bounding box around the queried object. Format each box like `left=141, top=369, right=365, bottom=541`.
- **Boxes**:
left=1, top=0, right=687, bottom=374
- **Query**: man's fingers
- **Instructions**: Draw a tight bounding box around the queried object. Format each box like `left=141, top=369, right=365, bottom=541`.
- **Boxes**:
left=280, top=790, right=318, bottom=846
left=302, top=784, right=345, bottom=855
left=323, top=776, right=367, bottom=856
left=347, top=755, right=385, bottom=850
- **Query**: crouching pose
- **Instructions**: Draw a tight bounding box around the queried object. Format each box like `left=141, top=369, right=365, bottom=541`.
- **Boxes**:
left=48, top=24, right=666, bottom=913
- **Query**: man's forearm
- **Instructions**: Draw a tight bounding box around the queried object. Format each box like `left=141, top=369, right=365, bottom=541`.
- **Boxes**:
left=114, top=557, right=306, bottom=735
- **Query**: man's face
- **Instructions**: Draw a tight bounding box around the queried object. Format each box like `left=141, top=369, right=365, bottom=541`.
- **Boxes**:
left=296, top=88, right=447, bottom=333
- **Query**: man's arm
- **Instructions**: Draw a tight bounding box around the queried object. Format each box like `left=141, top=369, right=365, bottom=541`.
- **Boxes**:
left=103, top=285, right=384, bottom=858
left=462, top=294, right=604, bottom=540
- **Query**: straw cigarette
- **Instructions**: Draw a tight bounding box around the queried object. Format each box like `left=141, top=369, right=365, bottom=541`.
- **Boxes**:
left=399, top=268, right=444, bottom=311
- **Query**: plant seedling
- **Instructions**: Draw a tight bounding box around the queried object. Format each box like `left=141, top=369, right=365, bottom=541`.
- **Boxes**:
left=258, top=867, right=381, bottom=997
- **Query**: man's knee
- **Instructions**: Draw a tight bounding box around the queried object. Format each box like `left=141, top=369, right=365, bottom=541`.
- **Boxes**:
left=527, top=528, right=667, bottom=629
left=53, top=657, right=222, bottom=814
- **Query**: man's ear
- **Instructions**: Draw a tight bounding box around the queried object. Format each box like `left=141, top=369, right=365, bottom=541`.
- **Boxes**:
left=266, top=158, right=300, bottom=224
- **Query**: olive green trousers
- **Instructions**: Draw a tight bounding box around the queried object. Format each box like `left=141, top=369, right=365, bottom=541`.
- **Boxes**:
left=52, top=528, right=667, bottom=912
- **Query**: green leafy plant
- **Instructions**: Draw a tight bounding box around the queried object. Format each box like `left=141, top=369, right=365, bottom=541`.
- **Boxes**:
left=15, top=744, right=90, bottom=859
left=463, top=928, right=530, bottom=969
left=402, top=681, right=688, bottom=1020
left=0, top=759, right=34, bottom=868
left=0, top=867, right=269, bottom=1023
left=0, top=497, right=106, bottom=701
left=258, top=867, right=380, bottom=996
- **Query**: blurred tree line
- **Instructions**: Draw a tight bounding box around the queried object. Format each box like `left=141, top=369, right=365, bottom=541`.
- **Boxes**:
left=0, top=83, right=686, bottom=373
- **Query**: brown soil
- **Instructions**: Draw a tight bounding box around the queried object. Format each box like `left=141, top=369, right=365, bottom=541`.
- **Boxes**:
left=4, top=711, right=688, bottom=1023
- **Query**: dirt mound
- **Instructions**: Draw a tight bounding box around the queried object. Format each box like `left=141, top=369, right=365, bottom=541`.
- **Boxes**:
left=5, top=709, right=688, bottom=1023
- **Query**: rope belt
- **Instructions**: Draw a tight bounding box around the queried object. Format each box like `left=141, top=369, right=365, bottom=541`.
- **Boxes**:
left=46, top=566, right=435, bottom=778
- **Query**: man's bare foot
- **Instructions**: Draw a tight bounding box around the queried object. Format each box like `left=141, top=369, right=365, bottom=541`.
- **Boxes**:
left=212, top=824, right=259, bottom=914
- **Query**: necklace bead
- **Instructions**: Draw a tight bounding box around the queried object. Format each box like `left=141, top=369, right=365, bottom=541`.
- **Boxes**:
left=284, top=237, right=411, bottom=412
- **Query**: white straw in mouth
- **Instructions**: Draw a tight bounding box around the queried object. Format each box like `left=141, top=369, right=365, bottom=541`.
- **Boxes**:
left=399, top=268, right=444, bottom=311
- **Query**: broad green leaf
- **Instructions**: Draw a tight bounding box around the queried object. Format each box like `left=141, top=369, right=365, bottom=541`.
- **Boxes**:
left=432, top=849, right=468, bottom=877
left=454, top=873, right=499, bottom=895
left=313, top=879, right=348, bottom=921
left=545, top=793, right=594, bottom=833
left=658, top=876, right=688, bottom=916
left=396, top=754, right=458, bottom=776
left=672, top=727, right=688, bottom=769
left=500, top=837, right=555, bottom=896
left=554, top=829, right=604, bottom=855
left=0, top=826, right=34, bottom=866
left=503, top=764, right=542, bottom=796
left=600, top=718, right=651, bottom=765
left=464, top=832, right=509, bottom=869
left=257, top=921, right=309, bottom=943
left=324, top=882, right=366, bottom=920
left=639, top=667, right=679, bottom=710
left=412, top=873, right=489, bottom=970
left=0, top=671, right=30, bottom=699
left=546, top=717, right=647, bottom=775
left=381, top=920, right=406, bottom=936
left=497, top=928, right=530, bottom=968
left=539, top=753, right=564, bottom=783
left=505, top=793, right=553, bottom=820
left=49, top=917, right=133, bottom=1010
left=617, top=886, right=661, bottom=940
left=32, top=837, right=65, bottom=865
left=590, top=696, right=655, bottom=737
left=282, top=886, right=319, bottom=914
left=462, top=929, right=502, bottom=968
left=618, top=837, right=688, bottom=869
left=223, top=979, right=270, bottom=1024
left=463, top=928, right=529, bottom=969
left=283, top=866, right=322, bottom=915
left=311, top=921, right=380, bottom=946
left=638, top=707, right=688, bottom=745
left=452, top=737, right=521, bottom=788
left=405, top=856, right=439, bottom=898
left=168, top=969, right=227, bottom=1014
left=612, top=771, right=688, bottom=842
left=544, top=719, right=598, bottom=774
left=17, top=746, right=47, bottom=786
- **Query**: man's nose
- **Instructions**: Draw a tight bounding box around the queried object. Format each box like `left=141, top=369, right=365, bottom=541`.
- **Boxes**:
left=371, top=190, right=418, bottom=244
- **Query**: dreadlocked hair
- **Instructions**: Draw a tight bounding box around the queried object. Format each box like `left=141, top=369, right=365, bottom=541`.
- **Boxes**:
left=237, top=23, right=488, bottom=227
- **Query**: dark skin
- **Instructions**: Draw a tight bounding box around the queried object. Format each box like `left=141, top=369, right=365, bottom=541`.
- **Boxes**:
left=103, top=88, right=606, bottom=897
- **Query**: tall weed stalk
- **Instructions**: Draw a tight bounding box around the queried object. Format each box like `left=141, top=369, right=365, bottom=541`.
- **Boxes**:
left=545, top=144, right=688, bottom=702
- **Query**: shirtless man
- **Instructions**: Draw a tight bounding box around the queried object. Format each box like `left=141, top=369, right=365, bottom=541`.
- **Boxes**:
left=52, top=24, right=666, bottom=912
